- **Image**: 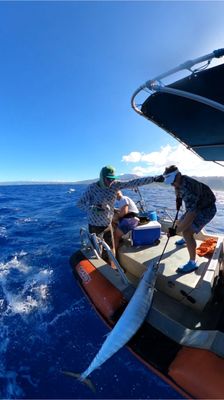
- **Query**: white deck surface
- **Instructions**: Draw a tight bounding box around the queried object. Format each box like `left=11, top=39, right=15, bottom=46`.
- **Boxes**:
left=118, top=234, right=218, bottom=311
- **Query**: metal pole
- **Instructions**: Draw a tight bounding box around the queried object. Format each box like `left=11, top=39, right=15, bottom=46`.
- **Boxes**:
left=131, top=48, right=224, bottom=114
left=156, top=209, right=179, bottom=267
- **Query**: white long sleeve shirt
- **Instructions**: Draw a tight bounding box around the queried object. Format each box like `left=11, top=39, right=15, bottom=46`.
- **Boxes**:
left=76, top=176, right=154, bottom=226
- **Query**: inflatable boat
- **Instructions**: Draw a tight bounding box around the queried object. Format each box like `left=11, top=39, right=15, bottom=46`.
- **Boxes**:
left=70, top=48, right=224, bottom=399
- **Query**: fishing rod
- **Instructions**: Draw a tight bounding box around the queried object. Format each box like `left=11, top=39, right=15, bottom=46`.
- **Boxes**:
left=134, top=187, right=146, bottom=213
left=155, top=208, right=180, bottom=268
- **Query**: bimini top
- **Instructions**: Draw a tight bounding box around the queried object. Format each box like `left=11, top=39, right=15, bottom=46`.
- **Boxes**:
left=131, top=49, right=224, bottom=162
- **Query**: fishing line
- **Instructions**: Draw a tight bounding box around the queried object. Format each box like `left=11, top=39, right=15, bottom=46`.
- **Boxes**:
left=134, top=187, right=146, bottom=213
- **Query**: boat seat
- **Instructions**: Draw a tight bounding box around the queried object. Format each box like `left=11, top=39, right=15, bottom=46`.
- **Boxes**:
left=148, top=293, right=224, bottom=357
left=118, top=234, right=223, bottom=312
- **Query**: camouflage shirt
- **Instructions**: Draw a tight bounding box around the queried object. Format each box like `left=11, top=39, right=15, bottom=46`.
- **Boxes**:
left=176, top=175, right=216, bottom=213
left=76, top=176, right=154, bottom=226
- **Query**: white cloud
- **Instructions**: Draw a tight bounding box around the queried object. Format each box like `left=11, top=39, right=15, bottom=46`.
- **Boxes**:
left=122, top=144, right=224, bottom=176
left=122, top=151, right=143, bottom=163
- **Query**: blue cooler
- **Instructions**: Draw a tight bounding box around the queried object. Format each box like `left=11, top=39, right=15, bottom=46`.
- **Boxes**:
left=148, top=210, right=157, bottom=221
left=132, top=221, right=161, bottom=246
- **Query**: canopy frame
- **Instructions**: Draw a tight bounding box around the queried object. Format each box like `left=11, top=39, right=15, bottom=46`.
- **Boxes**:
left=131, top=48, right=224, bottom=164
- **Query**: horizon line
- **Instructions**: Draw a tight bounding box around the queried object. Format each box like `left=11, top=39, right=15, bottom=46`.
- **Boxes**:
left=0, top=174, right=224, bottom=185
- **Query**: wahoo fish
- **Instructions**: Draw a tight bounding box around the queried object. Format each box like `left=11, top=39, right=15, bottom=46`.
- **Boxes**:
left=63, top=260, right=159, bottom=388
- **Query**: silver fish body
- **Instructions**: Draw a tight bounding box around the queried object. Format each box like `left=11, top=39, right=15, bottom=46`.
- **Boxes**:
left=80, top=261, right=159, bottom=381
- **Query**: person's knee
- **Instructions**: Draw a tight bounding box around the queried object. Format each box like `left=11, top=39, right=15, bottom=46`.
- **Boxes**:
left=182, top=228, right=195, bottom=240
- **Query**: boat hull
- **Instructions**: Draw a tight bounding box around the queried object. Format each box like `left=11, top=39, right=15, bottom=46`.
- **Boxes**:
left=70, top=235, right=224, bottom=399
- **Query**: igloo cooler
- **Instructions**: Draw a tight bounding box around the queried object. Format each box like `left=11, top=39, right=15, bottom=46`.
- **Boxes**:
left=132, top=221, right=161, bottom=246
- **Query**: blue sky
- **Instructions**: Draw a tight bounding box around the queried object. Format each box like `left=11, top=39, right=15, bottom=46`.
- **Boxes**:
left=1, top=1, right=224, bottom=182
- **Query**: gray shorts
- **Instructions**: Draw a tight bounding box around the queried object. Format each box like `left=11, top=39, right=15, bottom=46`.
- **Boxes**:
left=181, top=204, right=216, bottom=234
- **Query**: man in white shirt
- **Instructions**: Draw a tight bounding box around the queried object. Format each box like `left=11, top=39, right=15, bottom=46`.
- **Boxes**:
left=114, top=190, right=139, bottom=253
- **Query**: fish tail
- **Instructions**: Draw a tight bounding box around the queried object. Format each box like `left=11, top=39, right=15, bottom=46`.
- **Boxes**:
left=62, top=370, right=96, bottom=393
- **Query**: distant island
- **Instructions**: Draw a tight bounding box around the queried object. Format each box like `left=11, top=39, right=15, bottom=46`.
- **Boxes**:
left=70, top=174, right=224, bottom=191
left=1, top=174, right=223, bottom=191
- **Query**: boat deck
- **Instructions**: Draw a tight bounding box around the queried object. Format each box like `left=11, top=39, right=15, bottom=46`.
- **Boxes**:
left=78, top=230, right=224, bottom=356
left=118, top=234, right=222, bottom=312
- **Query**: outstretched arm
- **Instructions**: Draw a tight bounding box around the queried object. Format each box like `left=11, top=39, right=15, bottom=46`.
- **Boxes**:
left=114, top=176, right=155, bottom=190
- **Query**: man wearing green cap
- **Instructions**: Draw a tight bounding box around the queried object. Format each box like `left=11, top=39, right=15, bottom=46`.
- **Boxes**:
left=77, top=165, right=163, bottom=256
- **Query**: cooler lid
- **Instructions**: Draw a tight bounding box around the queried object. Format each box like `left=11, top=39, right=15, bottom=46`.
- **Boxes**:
left=134, top=221, right=161, bottom=230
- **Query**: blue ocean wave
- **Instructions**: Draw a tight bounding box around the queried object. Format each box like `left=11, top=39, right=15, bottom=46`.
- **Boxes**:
left=0, top=184, right=223, bottom=399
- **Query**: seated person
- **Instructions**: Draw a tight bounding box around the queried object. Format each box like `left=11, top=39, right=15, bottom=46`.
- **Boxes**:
left=114, top=191, right=139, bottom=254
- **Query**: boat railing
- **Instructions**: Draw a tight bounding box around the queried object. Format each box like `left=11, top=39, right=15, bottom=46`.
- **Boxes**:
left=153, top=205, right=179, bottom=222
left=131, top=48, right=224, bottom=116
left=80, top=227, right=129, bottom=285
left=138, top=204, right=184, bottom=224
left=153, top=206, right=217, bottom=240
left=80, top=227, right=101, bottom=259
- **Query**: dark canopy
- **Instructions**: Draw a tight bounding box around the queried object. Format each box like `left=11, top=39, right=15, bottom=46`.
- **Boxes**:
left=141, top=64, right=224, bottom=161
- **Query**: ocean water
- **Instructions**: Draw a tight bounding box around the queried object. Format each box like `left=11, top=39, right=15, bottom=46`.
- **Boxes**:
left=0, top=183, right=223, bottom=399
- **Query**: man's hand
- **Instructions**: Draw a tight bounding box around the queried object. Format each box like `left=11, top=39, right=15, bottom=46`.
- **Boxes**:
left=91, top=205, right=104, bottom=214
left=154, top=175, right=164, bottom=183
left=168, top=227, right=177, bottom=237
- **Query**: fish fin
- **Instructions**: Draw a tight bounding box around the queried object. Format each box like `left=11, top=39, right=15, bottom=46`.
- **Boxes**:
left=62, top=370, right=81, bottom=379
left=62, top=370, right=96, bottom=393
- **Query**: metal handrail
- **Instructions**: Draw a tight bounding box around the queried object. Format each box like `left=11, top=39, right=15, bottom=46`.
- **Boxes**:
left=80, top=228, right=129, bottom=285
left=80, top=228, right=101, bottom=259
left=131, top=48, right=224, bottom=115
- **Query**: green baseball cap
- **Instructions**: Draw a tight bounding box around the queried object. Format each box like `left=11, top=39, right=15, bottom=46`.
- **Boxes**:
left=100, top=165, right=119, bottom=180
